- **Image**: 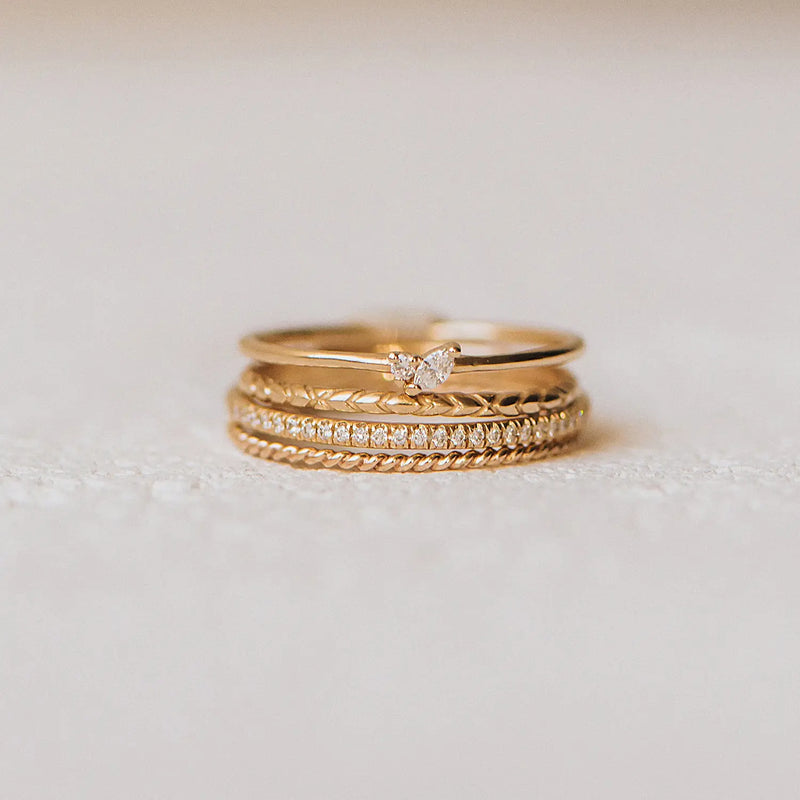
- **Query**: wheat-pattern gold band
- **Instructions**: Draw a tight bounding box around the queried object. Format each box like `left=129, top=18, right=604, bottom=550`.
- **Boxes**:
left=237, top=364, right=581, bottom=418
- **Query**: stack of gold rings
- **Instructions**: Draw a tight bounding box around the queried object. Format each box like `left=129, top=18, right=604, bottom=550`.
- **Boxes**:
left=228, top=318, right=589, bottom=472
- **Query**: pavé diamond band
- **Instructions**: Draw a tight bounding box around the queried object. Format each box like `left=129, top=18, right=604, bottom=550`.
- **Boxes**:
left=229, top=388, right=587, bottom=450
left=230, top=318, right=589, bottom=471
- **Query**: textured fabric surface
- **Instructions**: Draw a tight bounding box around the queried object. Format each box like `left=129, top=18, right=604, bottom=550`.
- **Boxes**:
left=2, top=8, right=799, bottom=798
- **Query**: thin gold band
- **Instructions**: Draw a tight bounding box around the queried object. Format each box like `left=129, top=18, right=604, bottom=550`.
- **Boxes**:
left=240, top=320, right=584, bottom=396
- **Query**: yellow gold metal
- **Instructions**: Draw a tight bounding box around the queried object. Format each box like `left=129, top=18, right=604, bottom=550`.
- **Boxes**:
left=237, top=364, right=581, bottom=418
left=229, top=316, right=589, bottom=471
left=228, top=423, right=580, bottom=472
left=230, top=387, right=586, bottom=442
left=240, top=320, right=584, bottom=394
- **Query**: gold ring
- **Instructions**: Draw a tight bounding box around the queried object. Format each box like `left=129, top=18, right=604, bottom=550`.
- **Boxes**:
left=229, top=317, right=589, bottom=471
left=240, top=319, right=584, bottom=395
left=238, top=363, right=581, bottom=417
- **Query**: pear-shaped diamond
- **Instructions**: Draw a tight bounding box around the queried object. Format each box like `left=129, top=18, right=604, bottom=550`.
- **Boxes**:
left=413, top=346, right=456, bottom=392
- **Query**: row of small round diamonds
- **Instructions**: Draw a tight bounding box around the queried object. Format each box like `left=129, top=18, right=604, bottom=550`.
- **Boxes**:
left=232, top=402, right=586, bottom=451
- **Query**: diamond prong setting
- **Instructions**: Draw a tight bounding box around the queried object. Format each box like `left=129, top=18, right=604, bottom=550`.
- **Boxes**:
left=388, top=351, right=416, bottom=383
left=389, top=342, right=460, bottom=395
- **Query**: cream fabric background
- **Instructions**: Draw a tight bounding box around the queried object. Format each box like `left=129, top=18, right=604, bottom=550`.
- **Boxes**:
left=1, top=5, right=799, bottom=798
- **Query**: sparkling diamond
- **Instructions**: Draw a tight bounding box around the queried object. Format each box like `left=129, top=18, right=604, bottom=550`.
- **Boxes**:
left=391, top=425, right=408, bottom=448
left=538, top=417, right=550, bottom=439
left=469, top=425, right=485, bottom=449
left=317, top=420, right=333, bottom=443
left=302, top=418, right=316, bottom=441
left=487, top=423, right=502, bottom=448
left=431, top=425, right=448, bottom=449
left=258, top=409, right=271, bottom=430
left=411, top=425, right=428, bottom=449
left=413, top=346, right=455, bottom=392
left=370, top=425, right=388, bottom=448
left=389, top=352, right=415, bottom=382
left=504, top=422, right=519, bottom=448
left=334, top=422, right=350, bottom=445
left=286, top=416, right=301, bottom=438
left=352, top=423, right=370, bottom=447
left=519, top=418, right=532, bottom=446
left=272, top=414, right=285, bottom=435
left=450, top=425, right=467, bottom=448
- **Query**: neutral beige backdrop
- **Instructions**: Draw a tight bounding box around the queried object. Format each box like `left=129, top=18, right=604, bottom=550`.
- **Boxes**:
left=1, top=5, right=799, bottom=799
